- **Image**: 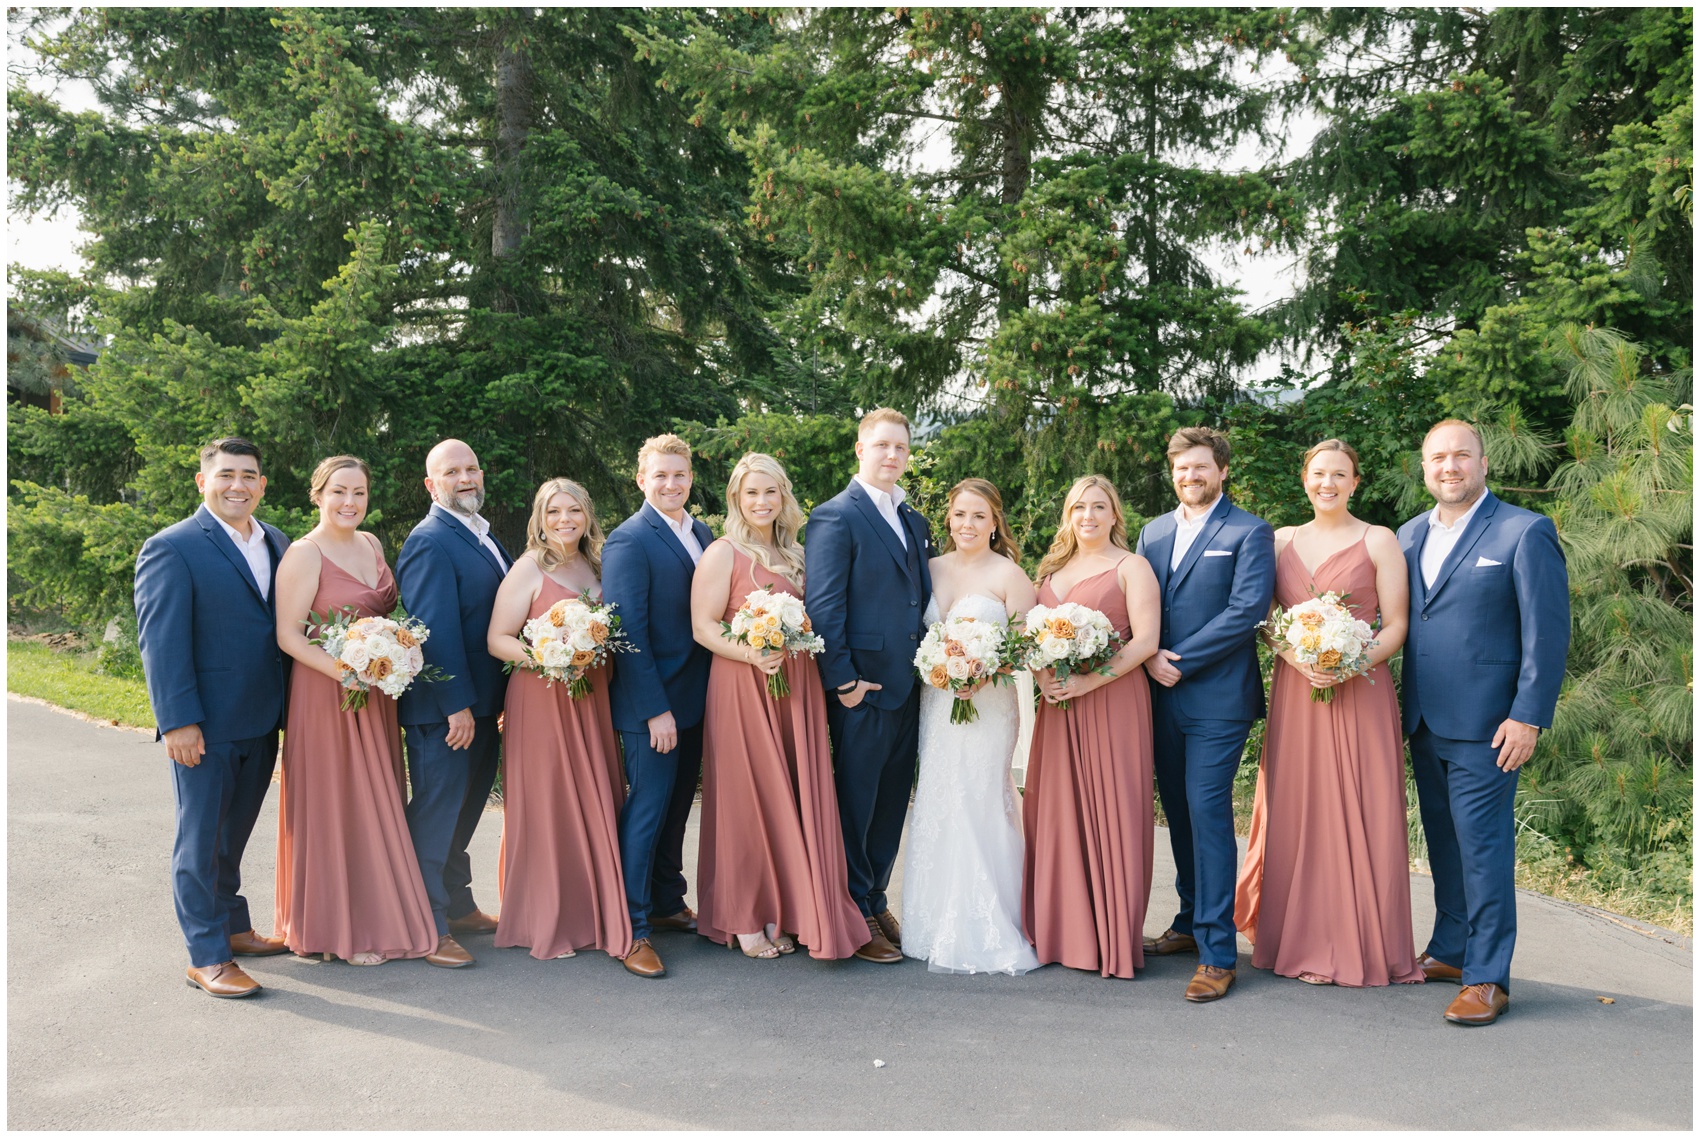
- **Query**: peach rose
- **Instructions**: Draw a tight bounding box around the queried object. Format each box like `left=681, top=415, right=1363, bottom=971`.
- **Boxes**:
left=395, top=627, right=418, bottom=649
left=1316, top=648, right=1343, bottom=670
left=1048, top=617, right=1076, bottom=639
left=590, top=622, right=609, bottom=645
left=929, top=665, right=950, bottom=688
left=548, top=602, right=569, bottom=628
left=571, top=650, right=596, bottom=668
left=367, top=656, right=393, bottom=681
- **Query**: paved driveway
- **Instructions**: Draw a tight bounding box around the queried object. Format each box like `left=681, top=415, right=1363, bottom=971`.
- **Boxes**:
left=8, top=697, right=1691, bottom=1129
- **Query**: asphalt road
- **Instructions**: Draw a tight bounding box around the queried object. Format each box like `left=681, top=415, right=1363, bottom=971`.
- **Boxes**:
left=8, top=696, right=1692, bottom=1129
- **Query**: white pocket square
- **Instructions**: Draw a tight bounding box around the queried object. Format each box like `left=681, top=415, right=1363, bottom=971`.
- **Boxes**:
left=1475, top=556, right=1502, bottom=567
left=1203, top=549, right=1233, bottom=557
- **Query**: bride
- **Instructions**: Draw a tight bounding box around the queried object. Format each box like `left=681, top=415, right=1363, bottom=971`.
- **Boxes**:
left=901, top=478, right=1042, bottom=975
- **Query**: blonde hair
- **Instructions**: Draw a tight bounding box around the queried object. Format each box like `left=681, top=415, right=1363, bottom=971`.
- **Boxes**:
left=524, top=478, right=605, bottom=577
left=723, top=452, right=807, bottom=583
left=941, top=478, right=1019, bottom=562
left=858, top=407, right=912, bottom=438
left=1301, top=437, right=1361, bottom=477
left=635, top=433, right=693, bottom=473
left=1422, top=418, right=1485, bottom=456
left=308, top=455, right=371, bottom=504
left=1034, top=475, right=1130, bottom=582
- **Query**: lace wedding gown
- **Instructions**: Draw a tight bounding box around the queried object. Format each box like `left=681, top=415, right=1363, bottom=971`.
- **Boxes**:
left=901, top=594, right=1041, bottom=975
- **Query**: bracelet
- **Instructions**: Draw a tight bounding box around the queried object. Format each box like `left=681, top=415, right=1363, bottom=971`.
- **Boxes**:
left=835, top=680, right=860, bottom=694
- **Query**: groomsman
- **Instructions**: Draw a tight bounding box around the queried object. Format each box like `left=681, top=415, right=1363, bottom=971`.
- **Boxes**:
left=603, top=434, right=715, bottom=978
left=1136, top=427, right=1275, bottom=1002
left=1400, top=419, right=1569, bottom=1026
left=806, top=407, right=933, bottom=964
left=135, top=438, right=292, bottom=998
left=396, top=439, right=512, bottom=967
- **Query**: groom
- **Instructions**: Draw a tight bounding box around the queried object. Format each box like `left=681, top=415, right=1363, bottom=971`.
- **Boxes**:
left=1400, top=420, right=1569, bottom=1026
left=806, top=407, right=933, bottom=965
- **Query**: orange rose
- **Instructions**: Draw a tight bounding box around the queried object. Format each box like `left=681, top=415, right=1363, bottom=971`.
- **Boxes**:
left=1048, top=617, right=1076, bottom=639
left=1316, top=649, right=1343, bottom=670
left=1298, top=611, right=1325, bottom=630
left=548, top=602, right=569, bottom=628
left=395, top=627, right=418, bottom=648
left=367, top=656, right=393, bottom=680
left=571, top=650, right=596, bottom=668
left=590, top=622, right=609, bottom=644
left=801, top=616, right=812, bottom=633
left=928, top=665, right=950, bottom=688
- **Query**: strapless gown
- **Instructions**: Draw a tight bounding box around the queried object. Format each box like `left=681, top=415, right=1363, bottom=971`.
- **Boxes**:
left=1021, top=563, right=1155, bottom=979
left=494, top=574, right=633, bottom=960
left=1234, top=536, right=1424, bottom=986
left=274, top=547, right=437, bottom=960
left=696, top=545, right=870, bottom=959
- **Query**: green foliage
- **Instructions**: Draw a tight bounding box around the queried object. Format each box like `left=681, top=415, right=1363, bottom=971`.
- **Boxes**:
left=6, top=640, right=156, bottom=730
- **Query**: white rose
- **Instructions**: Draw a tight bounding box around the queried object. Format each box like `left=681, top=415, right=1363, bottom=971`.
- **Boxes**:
left=342, top=642, right=371, bottom=670
left=1043, top=637, right=1072, bottom=661
left=945, top=656, right=972, bottom=681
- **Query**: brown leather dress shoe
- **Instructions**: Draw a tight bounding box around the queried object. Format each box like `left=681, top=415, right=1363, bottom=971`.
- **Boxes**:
left=186, top=961, right=261, bottom=998
left=853, top=918, right=903, bottom=964
left=447, top=908, right=500, bottom=934
left=872, top=908, right=902, bottom=948
left=1417, top=952, right=1463, bottom=983
left=650, top=907, right=698, bottom=933
left=623, top=938, right=666, bottom=978
left=1144, top=928, right=1199, bottom=956
left=1184, top=964, right=1236, bottom=1002
left=229, top=929, right=288, bottom=957
left=425, top=935, right=474, bottom=968
left=1444, top=982, right=1509, bottom=1025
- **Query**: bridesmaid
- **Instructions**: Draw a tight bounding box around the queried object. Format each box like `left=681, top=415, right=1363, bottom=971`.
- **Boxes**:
left=1233, top=439, right=1424, bottom=987
left=690, top=453, right=870, bottom=961
left=1022, top=475, right=1162, bottom=979
left=486, top=479, right=632, bottom=963
left=273, top=456, right=439, bottom=966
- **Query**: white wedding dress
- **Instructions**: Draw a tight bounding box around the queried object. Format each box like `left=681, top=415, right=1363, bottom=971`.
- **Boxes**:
left=901, top=594, right=1041, bottom=975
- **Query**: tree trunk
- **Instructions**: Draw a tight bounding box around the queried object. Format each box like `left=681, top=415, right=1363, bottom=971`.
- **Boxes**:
left=492, top=14, right=535, bottom=297
left=998, top=80, right=1035, bottom=320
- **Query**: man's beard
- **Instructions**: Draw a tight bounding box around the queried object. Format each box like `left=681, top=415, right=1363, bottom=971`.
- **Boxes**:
left=434, top=485, right=485, bottom=515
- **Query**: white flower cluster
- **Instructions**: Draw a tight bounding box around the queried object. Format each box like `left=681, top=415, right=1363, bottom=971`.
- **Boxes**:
left=726, top=588, right=824, bottom=655
left=313, top=610, right=430, bottom=705
left=913, top=614, right=1010, bottom=724
left=1264, top=591, right=1378, bottom=701
left=518, top=595, right=630, bottom=696
left=1019, top=602, right=1116, bottom=671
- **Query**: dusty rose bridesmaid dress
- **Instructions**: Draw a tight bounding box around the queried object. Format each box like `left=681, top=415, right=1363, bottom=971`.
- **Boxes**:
left=494, top=574, right=633, bottom=960
left=1233, top=536, right=1424, bottom=986
left=1021, top=561, right=1155, bottom=979
left=275, top=543, right=437, bottom=961
left=696, top=545, right=870, bottom=960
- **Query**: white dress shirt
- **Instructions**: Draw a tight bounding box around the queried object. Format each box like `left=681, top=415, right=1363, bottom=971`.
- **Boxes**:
left=646, top=501, right=703, bottom=565
left=447, top=508, right=508, bottom=572
left=855, top=476, right=908, bottom=548
left=1169, top=495, right=1222, bottom=571
left=214, top=514, right=273, bottom=600
left=1420, top=493, right=1487, bottom=589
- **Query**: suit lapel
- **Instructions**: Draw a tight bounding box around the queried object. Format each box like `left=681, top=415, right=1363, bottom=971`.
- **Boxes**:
left=430, top=504, right=506, bottom=581
left=1425, top=493, right=1500, bottom=603
left=1169, top=496, right=1231, bottom=593
left=848, top=481, right=913, bottom=578
left=642, top=503, right=698, bottom=573
left=1146, top=518, right=1176, bottom=595
left=196, top=506, right=267, bottom=608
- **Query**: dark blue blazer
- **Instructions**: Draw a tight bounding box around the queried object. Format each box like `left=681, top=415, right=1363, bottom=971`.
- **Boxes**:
left=602, top=503, right=715, bottom=733
left=803, top=480, right=934, bottom=712
left=1398, top=492, right=1570, bottom=740
left=1135, top=495, right=1276, bottom=722
left=395, top=504, right=512, bottom=725
left=134, top=505, right=291, bottom=744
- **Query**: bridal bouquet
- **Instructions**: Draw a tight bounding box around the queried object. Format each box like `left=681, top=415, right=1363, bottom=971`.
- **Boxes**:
left=722, top=588, right=825, bottom=699
left=1262, top=591, right=1378, bottom=703
left=509, top=593, right=633, bottom=699
left=1015, top=602, right=1122, bottom=711
left=913, top=614, right=1015, bottom=725
left=309, top=607, right=446, bottom=712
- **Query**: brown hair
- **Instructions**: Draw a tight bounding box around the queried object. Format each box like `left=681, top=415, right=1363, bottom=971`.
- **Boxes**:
left=1301, top=438, right=1361, bottom=477
left=524, top=478, right=605, bottom=576
left=1422, top=418, right=1485, bottom=456
left=308, top=455, right=371, bottom=504
left=635, top=433, right=693, bottom=473
left=858, top=407, right=912, bottom=439
left=941, top=478, right=1019, bottom=562
left=1034, top=475, right=1130, bottom=582
left=200, top=437, right=262, bottom=472
left=1166, top=425, right=1232, bottom=468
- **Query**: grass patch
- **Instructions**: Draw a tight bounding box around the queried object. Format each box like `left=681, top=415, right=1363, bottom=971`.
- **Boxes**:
left=7, top=638, right=155, bottom=730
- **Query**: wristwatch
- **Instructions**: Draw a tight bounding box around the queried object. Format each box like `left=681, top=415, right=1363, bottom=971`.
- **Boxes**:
left=835, top=680, right=861, bottom=695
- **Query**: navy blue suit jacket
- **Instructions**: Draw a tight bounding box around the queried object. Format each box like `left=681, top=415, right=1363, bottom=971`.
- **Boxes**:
left=803, top=480, right=934, bottom=712
left=1135, top=495, right=1276, bottom=722
left=1398, top=492, right=1570, bottom=740
left=395, top=504, right=512, bottom=725
left=134, top=505, right=291, bottom=744
left=602, top=503, right=715, bottom=733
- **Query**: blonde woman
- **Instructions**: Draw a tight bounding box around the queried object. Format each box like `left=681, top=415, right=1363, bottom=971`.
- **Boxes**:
left=1021, top=475, right=1162, bottom=979
left=486, top=479, right=632, bottom=964
left=689, top=453, right=869, bottom=961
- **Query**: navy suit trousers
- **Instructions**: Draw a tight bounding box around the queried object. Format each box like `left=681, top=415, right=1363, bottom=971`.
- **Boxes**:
left=828, top=690, right=919, bottom=919
left=1151, top=698, right=1252, bottom=969
left=170, top=732, right=278, bottom=967
left=617, top=725, right=702, bottom=940
left=1409, top=724, right=1520, bottom=990
left=403, top=716, right=501, bottom=935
